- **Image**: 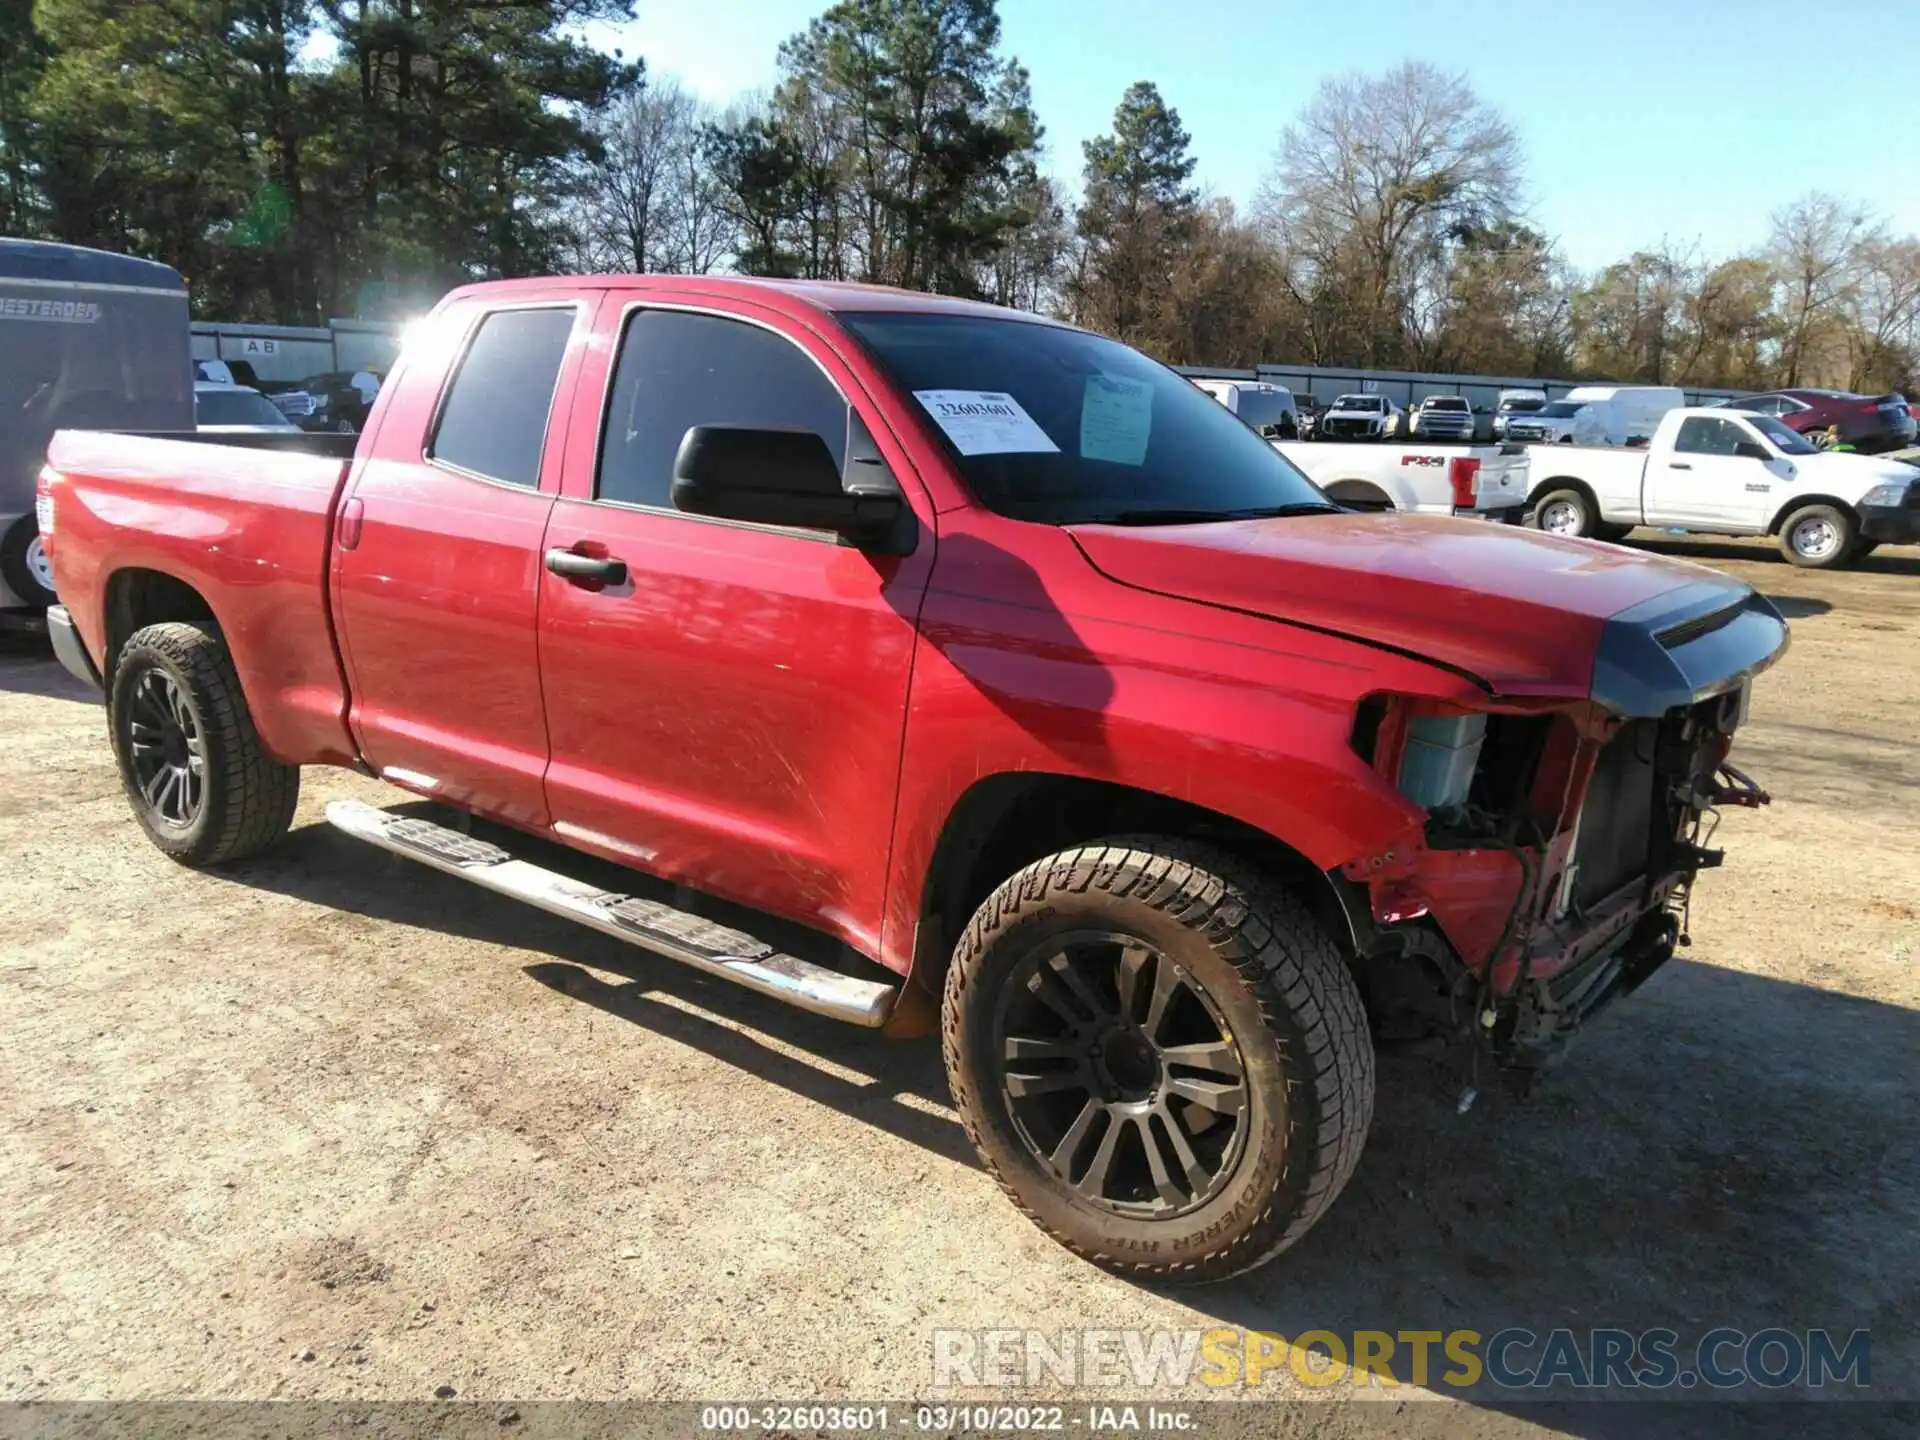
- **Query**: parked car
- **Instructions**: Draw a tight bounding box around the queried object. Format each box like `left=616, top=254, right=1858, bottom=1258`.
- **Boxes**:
left=1319, top=392, right=1402, bottom=441
left=1525, top=406, right=1920, bottom=566
left=274, top=370, right=382, bottom=433
left=1491, top=390, right=1548, bottom=440
left=1501, top=398, right=1587, bottom=444
left=1189, top=379, right=1298, bottom=438
left=39, top=275, right=1788, bottom=1282
left=1, top=239, right=193, bottom=611
left=1714, top=388, right=1916, bottom=455
left=1406, top=395, right=1474, bottom=441
left=194, top=381, right=301, bottom=432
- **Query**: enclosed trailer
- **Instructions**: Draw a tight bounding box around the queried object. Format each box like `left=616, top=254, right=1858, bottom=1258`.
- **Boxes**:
left=0, top=240, right=192, bottom=609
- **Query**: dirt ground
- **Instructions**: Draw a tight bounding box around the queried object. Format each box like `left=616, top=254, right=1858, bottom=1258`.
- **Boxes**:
left=1, top=535, right=1915, bottom=1438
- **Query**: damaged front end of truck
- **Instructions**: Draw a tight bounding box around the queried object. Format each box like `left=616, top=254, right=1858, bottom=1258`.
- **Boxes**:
left=1334, top=581, right=1789, bottom=1074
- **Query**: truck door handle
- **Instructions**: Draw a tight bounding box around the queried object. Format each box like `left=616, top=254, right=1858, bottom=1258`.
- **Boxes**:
left=544, top=548, right=628, bottom=586
left=1668, top=462, right=1692, bottom=470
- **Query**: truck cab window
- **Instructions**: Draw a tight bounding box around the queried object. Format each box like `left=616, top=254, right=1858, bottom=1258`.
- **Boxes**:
left=429, top=307, right=576, bottom=488
left=597, top=309, right=849, bottom=510
left=1673, top=417, right=1746, bottom=457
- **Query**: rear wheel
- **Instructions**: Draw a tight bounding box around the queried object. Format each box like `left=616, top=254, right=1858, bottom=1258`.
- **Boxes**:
left=942, top=838, right=1374, bottom=1283
left=1778, top=503, right=1857, bottom=569
left=109, top=622, right=299, bottom=866
left=1, top=516, right=56, bottom=607
left=1530, top=486, right=1597, bottom=538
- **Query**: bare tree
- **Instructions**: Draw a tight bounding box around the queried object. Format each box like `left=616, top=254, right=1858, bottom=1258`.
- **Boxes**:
left=1256, top=62, right=1522, bottom=367
left=574, top=75, right=731, bottom=274
left=1845, top=236, right=1920, bottom=391
left=1769, top=192, right=1876, bottom=386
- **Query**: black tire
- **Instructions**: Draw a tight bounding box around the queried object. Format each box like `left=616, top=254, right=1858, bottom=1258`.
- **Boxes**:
left=942, top=838, right=1374, bottom=1284
left=1, top=515, right=56, bottom=607
left=1528, top=485, right=1597, bottom=538
left=109, top=621, right=299, bottom=866
left=1777, top=503, right=1857, bottom=569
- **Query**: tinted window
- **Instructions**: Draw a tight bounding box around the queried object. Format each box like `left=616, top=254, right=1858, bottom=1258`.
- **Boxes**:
left=1233, top=392, right=1294, bottom=430
left=598, top=310, right=849, bottom=509
left=841, top=312, right=1329, bottom=526
left=1674, top=417, right=1748, bottom=456
left=430, top=307, right=575, bottom=488
left=196, top=388, right=295, bottom=428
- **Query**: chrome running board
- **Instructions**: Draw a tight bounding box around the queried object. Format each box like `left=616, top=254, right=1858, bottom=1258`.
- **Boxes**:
left=324, top=800, right=897, bottom=1027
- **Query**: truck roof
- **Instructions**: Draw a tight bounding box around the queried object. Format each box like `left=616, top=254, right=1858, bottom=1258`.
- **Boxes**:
left=441, top=273, right=1067, bottom=326
left=0, top=238, right=186, bottom=292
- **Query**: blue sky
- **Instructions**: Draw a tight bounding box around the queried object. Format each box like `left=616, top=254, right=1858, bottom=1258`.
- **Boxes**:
left=586, top=0, right=1920, bottom=272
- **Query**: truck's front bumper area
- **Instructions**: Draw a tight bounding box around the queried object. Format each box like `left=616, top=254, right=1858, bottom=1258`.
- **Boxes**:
left=1860, top=503, right=1920, bottom=545
left=47, top=605, right=103, bottom=691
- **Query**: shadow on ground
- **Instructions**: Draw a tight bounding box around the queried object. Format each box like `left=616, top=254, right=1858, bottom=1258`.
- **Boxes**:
left=217, top=804, right=1920, bottom=1433
left=0, top=629, right=97, bottom=704
left=1631, top=535, right=1920, bottom=578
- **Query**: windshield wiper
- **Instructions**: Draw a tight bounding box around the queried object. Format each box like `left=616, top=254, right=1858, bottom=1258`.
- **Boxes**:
left=1083, top=503, right=1342, bottom=526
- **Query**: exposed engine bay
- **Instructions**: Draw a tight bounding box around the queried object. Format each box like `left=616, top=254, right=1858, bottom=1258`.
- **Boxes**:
left=1338, top=683, right=1771, bottom=1072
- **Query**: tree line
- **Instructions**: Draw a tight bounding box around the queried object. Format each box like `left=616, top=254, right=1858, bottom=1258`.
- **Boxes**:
left=4, top=0, right=1916, bottom=394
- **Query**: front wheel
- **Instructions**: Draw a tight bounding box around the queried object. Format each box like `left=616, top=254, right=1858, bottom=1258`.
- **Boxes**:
left=109, top=622, right=300, bottom=866
left=1778, top=503, right=1857, bottom=569
left=1529, top=486, right=1597, bottom=538
left=942, top=839, right=1374, bottom=1284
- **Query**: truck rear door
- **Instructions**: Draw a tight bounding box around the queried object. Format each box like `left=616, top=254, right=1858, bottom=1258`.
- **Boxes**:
left=329, top=293, right=595, bottom=825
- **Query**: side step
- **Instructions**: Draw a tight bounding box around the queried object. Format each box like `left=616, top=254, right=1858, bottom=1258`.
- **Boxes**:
left=324, top=800, right=897, bottom=1028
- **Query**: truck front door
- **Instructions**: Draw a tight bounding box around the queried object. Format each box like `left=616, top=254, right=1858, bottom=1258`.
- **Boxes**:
left=534, top=295, right=936, bottom=957
left=331, top=296, right=592, bottom=827
left=1642, top=415, right=1767, bottom=531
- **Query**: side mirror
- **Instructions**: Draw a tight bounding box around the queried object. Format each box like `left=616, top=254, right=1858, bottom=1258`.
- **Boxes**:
left=671, top=426, right=910, bottom=553
left=1732, top=440, right=1771, bottom=461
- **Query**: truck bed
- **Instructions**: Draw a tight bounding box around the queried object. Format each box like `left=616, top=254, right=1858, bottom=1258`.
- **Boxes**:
left=42, top=429, right=361, bottom=767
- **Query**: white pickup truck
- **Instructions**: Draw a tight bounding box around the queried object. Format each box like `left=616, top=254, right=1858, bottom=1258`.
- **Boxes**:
left=1192, top=379, right=1529, bottom=520
left=1276, top=439, right=1529, bottom=521
left=1526, top=407, right=1920, bottom=568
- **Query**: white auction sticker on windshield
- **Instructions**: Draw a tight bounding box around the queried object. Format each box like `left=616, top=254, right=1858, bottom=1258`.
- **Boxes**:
left=1081, top=373, right=1153, bottom=465
left=914, top=390, right=1060, bottom=456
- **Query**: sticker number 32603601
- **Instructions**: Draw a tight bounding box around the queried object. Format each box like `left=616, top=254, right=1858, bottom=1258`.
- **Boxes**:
left=913, top=389, right=1061, bottom=456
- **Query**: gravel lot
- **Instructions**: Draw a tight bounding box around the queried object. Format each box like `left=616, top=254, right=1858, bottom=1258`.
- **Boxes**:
left=1, top=536, right=1915, bottom=1436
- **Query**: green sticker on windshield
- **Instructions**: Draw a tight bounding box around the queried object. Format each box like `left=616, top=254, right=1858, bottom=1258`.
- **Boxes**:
left=1081, top=374, right=1153, bottom=466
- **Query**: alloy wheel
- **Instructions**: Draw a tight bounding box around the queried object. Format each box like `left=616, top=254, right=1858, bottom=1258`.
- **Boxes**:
left=125, top=668, right=206, bottom=828
left=993, top=931, right=1252, bottom=1219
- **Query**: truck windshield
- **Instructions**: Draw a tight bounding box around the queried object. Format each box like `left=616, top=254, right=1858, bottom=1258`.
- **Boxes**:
left=1333, top=395, right=1382, bottom=411
left=1538, top=401, right=1585, bottom=418
left=1747, top=415, right=1816, bottom=455
left=840, top=313, right=1331, bottom=525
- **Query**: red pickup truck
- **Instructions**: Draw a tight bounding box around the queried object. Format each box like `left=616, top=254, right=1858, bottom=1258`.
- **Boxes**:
left=36, top=276, right=1788, bottom=1282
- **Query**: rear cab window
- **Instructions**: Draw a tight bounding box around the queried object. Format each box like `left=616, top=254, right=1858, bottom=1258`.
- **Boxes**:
left=429, top=306, right=578, bottom=488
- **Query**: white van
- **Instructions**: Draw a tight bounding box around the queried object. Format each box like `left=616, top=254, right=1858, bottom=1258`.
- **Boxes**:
left=1190, top=379, right=1299, bottom=438
left=1562, top=386, right=1685, bottom=447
